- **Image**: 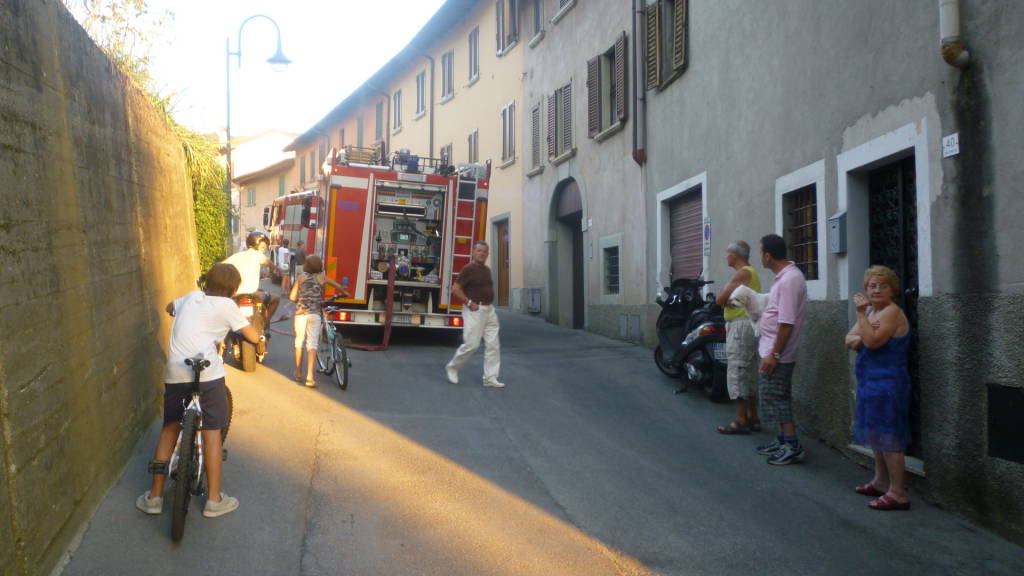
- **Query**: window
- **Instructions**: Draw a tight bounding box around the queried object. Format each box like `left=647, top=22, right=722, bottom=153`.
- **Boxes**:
left=246, top=188, right=256, bottom=207
left=318, top=142, right=326, bottom=166
left=415, top=71, right=426, bottom=115
left=496, top=0, right=519, bottom=54
left=356, top=117, right=364, bottom=147
left=440, top=143, right=453, bottom=165
left=588, top=32, right=628, bottom=138
left=500, top=101, right=516, bottom=164
left=468, top=27, right=480, bottom=81
left=530, top=103, right=542, bottom=170
left=278, top=175, right=285, bottom=197
left=338, top=128, right=345, bottom=148
left=392, top=90, right=402, bottom=131
left=530, top=0, right=544, bottom=38
left=783, top=184, right=819, bottom=280
left=553, top=0, right=576, bottom=23
left=645, top=0, right=688, bottom=90
left=441, top=50, right=455, bottom=100
left=547, top=83, right=573, bottom=159
left=309, top=151, right=316, bottom=183
left=603, top=246, right=620, bottom=295
left=299, top=157, right=306, bottom=185
left=375, top=101, right=384, bottom=142
left=468, top=130, right=479, bottom=163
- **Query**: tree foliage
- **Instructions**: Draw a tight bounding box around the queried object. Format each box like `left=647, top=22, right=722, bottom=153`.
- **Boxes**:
left=62, top=0, right=229, bottom=272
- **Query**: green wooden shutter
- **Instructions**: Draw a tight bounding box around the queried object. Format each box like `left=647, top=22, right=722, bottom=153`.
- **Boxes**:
left=587, top=56, right=601, bottom=137
left=645, top=1, right=661, bottom=90
left=614, top=31, right=628, bottom=121
left=547, top=93, right=556, bottom=157
left=671, top=0, right=688, bottom=71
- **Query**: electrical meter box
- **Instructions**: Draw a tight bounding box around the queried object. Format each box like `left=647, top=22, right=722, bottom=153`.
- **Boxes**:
left=828, top=211, right=847, bottom=254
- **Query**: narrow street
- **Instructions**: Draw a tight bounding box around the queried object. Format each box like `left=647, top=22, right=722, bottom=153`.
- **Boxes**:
left=60, top=293, right=1024, bottom=576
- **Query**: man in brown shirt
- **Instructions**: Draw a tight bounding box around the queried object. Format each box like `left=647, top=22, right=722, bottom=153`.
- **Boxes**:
left=445, top=241, right=504, bottom=388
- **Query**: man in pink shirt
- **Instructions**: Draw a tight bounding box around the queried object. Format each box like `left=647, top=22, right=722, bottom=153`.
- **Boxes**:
left=755, top=234, right=808, bottom=465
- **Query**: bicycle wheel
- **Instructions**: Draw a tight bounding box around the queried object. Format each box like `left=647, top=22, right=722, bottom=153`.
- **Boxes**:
left=316, top=323, right=336, bottom=375
left=171, top=410, right=199, bottom=542
left=221, top=385, right=233, bottom=443
left=333, top=337, right=349, bottom=390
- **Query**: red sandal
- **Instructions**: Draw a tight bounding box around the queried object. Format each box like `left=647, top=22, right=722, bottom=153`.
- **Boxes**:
left=854, top=482, right=885, bottom=497
left=868, top=494, right=910, bottom=511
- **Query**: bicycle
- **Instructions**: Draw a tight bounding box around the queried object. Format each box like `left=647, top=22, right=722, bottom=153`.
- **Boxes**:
left=315, top=297, right=350, bottom=390
left=166, top=356, right=233, bottom=541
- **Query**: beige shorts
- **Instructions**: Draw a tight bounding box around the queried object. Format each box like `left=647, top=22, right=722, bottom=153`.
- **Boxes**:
left=726, top=318, right=759, bottom=400
left=294, top=313, right=322, bottom=350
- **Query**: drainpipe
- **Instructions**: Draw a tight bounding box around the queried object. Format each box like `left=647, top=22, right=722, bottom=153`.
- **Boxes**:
left=939, top=0, right=969, bottom=68
left=631, top=0, right=646, bottom=165
left=425, top=54, right=435, bottom=157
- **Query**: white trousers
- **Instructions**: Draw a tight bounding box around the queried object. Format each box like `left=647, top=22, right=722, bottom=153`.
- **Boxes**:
left=448, top=304, right=501, bottom=384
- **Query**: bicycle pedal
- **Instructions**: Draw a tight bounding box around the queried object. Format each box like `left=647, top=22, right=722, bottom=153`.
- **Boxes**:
left=222, top=448, right=228, bottom=462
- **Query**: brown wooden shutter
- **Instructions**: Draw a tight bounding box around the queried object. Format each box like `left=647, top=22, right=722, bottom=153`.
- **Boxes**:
left=561, top=84, right=573, bottom=152
left=669, top=189, right=703, bottom=280
left=671, top=0, right=688, bottom=71
left=614, top=32, right=627, bottom=122
left=547, top=93, right=556, bottom=157
left=645, top=1, right=661, bottom=90
left=587, top=56, right=601, bottom=138
left=531, top=105, right=541, bottom=167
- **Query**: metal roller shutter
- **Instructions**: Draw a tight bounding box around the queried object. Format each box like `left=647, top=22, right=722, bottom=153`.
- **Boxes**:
left=669, top=190, right=702, bottom=280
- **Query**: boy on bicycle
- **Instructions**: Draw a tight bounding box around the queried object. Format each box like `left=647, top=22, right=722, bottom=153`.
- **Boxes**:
left=136, top=263, right=262, bottom=518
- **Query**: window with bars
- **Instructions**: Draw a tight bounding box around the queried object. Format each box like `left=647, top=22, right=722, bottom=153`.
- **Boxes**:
left=588, top=32, right=627, bottom=138
left=645, top=0, right=688, bottom=90
left=392, top=90, right=402, bottom=131
left=468, top=130, right=479, bottom=163
left=604, top=245, right=620, bottom=295
left=415, top=71, right=426, bottom=115
left=496, top=0, right=519, bottom=54
left=441, top=50, right=455, bottom=100
left=783, top=184, right=819, bottom=280
left=547, top=83, right=573, bottom=159
left=468, top=27, right=480, bottom=80
left=530, top=103, right=542, bottom=169
left=501, top=101, right=516, bottom=163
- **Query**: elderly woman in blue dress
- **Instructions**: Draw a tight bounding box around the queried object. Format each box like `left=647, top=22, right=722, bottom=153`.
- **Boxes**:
left=845, top=265, right=912, bottom=511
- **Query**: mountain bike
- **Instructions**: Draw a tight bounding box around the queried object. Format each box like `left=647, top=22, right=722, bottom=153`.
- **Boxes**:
left=315, top=297, right=350, bottom=390
left=168, top=356, right=233, bottom=541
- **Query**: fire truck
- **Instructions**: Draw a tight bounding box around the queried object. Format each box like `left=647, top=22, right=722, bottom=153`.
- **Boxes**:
left=263, top=190, right=320, bottom=282
left=298, top=146, right=490, bottom=332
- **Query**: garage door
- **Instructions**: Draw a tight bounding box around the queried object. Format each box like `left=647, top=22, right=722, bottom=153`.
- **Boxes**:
left=669, top=189, right=702, bottom=280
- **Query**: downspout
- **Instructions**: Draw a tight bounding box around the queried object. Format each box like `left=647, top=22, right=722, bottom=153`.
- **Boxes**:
left=939, top=0, right=969, bottom=68
left=425, top=54, right=435, bottom=157
left=631, top=0, right=646, bottom=165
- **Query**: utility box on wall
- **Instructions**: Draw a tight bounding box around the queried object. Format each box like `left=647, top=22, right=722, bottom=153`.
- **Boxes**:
left=828, top=211, right=847, bottom=254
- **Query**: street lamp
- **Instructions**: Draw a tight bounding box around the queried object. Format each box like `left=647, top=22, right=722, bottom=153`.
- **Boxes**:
left=225, top=15, right=291, bottom=247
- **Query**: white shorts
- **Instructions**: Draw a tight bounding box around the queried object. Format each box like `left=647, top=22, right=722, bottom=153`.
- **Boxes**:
left=294, top=313, right=322, bottom=350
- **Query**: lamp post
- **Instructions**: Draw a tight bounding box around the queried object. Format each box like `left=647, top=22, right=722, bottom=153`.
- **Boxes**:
left=226, top=15, right=291, bottom=247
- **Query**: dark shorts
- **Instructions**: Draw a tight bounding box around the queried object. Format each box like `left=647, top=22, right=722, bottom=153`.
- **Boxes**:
left=163, top=377, right=228, bottom=430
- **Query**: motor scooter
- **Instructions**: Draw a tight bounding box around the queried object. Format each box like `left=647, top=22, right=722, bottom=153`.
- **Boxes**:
left=653, top=277, right=728, bottom=401
left=226, top=294, right=267, bottom=372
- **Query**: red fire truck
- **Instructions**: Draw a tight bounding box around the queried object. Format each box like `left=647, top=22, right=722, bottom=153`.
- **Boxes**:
left=302, top=146, right=489, bottom=331
left=263, top=190, right=320, bottom=282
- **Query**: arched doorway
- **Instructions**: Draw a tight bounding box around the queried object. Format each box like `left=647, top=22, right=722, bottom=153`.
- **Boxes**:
left=550, top=179, right=584, bottom=329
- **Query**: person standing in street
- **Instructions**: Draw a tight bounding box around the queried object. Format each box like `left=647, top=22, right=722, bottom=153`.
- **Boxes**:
left=224, top=231, right=280, bottom=330
left=715, top=240, right=762, bottom=435
left=277, top=239, right=292, bottom=296
left=445, top=241, right=504, bottom=388
left=755, top=233, right=808, bottom=465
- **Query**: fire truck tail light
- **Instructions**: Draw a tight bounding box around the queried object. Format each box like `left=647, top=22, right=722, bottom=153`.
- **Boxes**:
left=448, top=317, right=463, bottom=327
left=329, top=311, right=352, bottom=322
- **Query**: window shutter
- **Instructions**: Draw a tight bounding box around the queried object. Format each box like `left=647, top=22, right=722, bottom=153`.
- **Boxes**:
left=587, top=56, right=600, bottom=138
left=645, top=1, right=662, bottom=90
left=547, top=93, right=556, bottom=157
left=531, top=105, right=541, bottom=167
left=561, top=83, right=572, bottom=152
left=672, top=0, right=688, bottom=71
left=509, top=0, right=520, bottom=43
left=614, top=31, right=628, bottom=122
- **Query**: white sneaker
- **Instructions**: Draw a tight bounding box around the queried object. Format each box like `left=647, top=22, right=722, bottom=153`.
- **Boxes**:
left=135, top=491, right=162, bottom=515
left=203, top=492, right=239, bottom=518
left=483, top=380, right=505, bottom=388
left=445, top=363, right=459, bottom=384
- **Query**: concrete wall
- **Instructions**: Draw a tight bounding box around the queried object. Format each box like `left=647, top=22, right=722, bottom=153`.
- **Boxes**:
left=641, top=0, right=1024, bottom=543
left=0, top=1, right=198, bottom=574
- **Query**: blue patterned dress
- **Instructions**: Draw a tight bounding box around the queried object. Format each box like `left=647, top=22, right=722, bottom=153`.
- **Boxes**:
left=853, top=327, right=912, bottom=452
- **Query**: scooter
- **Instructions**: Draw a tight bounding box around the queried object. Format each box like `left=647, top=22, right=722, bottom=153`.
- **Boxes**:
left=653, top=277, right=728, bottom=401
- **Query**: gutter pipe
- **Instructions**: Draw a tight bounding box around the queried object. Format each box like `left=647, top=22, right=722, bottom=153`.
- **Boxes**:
left=939, top=0, right=970, bottom=68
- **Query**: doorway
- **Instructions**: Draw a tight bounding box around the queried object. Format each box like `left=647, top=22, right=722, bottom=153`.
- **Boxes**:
left=494, top=219, right=510, bottom=307
left=552, top=179, right=584, bottom=329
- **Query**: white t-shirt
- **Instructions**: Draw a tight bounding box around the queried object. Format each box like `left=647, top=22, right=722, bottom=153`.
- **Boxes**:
left=277, top=246, right=291, bottom=271
left=224, top=248, right=265, bottom=295
left=163, top=291, right=249, bottom=383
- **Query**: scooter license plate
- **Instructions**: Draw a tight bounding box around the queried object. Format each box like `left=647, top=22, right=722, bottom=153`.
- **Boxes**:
left=239, top=305, right=254, bottom=316
left=711, top=342, right=728, bottom=361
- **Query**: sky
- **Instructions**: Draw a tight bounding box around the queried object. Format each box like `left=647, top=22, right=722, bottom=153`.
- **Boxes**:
left=140, top=0, right=446, bottom=138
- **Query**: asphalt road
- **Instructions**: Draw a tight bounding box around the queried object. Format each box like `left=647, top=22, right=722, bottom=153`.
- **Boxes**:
left=59, top=298, right=1024, bottom=576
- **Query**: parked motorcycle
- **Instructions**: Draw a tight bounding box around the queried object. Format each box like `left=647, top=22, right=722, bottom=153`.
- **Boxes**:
left=653, top=278, right=728, bottom=401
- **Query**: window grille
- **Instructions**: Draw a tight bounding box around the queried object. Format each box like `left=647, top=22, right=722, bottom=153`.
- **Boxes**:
left=784, top=184, right=819, bottom=280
